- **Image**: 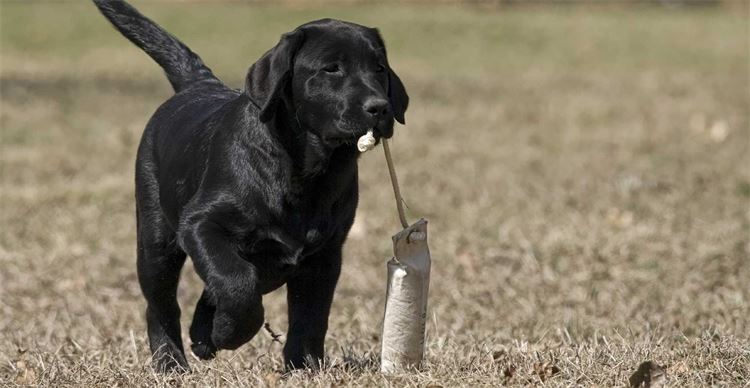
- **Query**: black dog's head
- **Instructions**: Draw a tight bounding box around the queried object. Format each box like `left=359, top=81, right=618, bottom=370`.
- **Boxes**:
left=245, top=19, right=408, bottom=148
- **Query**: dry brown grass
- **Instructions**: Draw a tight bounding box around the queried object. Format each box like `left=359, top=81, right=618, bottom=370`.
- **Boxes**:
left=1, top=2, right=749, bottom=386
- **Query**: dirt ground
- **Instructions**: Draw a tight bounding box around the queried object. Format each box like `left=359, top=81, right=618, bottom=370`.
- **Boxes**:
left=1, top=2, right=748, bottom=386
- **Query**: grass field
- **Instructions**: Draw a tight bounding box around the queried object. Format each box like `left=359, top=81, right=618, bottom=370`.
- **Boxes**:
left=1, top=1, right=748, bottom=386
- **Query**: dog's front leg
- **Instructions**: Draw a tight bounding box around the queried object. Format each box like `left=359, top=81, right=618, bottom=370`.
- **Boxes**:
left=283, top=244, right=342, bottom=370
left=178, top=213, right=265, bottom=353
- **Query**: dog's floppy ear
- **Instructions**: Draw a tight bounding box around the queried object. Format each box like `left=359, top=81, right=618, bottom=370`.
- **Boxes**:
left=388, top=68, right=408, bottom=125
left=245, top=30, right=304, bottom=122
left=371, top=28, right=409, bottom=125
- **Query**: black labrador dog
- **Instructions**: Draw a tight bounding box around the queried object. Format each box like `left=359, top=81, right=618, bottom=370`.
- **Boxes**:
left=93, top=0, right=407, bottom=373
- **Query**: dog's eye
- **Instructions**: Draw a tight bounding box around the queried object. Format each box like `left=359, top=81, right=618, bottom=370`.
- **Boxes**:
left=322, top=64, right=340, bottom=73
left=376, top=64, right=386, bottom=73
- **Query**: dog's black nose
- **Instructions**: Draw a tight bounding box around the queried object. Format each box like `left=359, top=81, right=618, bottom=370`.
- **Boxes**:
left=363, top=98, right=389, bottom=118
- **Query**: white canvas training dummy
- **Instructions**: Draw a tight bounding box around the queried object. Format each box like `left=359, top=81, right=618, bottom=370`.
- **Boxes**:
left=358, top=131, right=432, bottom=373
left=381, top=218, right=430, bottom=373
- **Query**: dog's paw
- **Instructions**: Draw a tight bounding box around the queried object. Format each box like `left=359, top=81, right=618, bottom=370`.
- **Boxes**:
left=191, top=341, right=218, bottom=360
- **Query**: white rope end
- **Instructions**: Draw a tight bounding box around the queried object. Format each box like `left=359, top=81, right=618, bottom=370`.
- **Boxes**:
left=357, top=130, right=377, bottom=152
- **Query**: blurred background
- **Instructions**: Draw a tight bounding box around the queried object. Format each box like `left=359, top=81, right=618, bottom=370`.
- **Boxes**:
left=1, top=1, right=748, bottom=386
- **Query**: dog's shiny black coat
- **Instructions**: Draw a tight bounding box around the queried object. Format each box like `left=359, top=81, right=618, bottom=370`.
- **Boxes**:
left=93, top=0, right=407, bottom=372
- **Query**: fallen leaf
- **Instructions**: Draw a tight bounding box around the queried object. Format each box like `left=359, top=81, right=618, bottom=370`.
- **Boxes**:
left=492, top=349, right=506, bottom=361
left=534, top=361, right=560, bottom=382
left=629, top=361, right=666, bottom=388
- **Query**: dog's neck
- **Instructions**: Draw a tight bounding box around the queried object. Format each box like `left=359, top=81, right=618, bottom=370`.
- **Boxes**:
left=271, top=101, right=358, bottom=183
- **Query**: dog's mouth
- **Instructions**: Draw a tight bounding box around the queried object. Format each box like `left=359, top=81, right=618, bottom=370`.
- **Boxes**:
left=326, top=121, right=393, bottom=146
left=327, top=127, right=381, bottom=145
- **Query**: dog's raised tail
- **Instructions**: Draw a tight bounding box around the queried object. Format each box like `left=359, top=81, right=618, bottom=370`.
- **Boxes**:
left=93, top=0, right=217, bottom=92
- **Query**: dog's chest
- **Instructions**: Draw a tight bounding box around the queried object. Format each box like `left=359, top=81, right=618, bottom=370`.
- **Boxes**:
left=242, top=162, right=357, bottom=293
left=244, top=203, right=342, bottom=294
left=291, top=212, right=330, bottom=254
left=281, top=172, right=353, bottom=254
left=246, top=188, right=343, bottom=256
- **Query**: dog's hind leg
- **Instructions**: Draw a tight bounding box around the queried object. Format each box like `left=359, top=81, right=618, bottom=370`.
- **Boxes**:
left=189, top=289, right=217, bottom=360
left=136, top=196, right=189, bottom=372
left=137, top=226, right=188, bottom=372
